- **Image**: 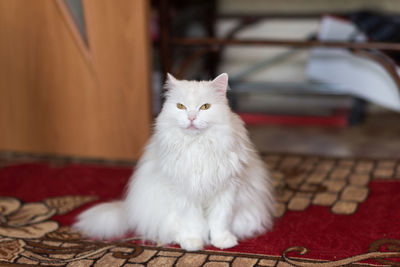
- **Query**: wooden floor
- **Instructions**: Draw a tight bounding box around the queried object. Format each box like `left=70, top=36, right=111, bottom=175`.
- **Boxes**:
left=249, top=112, right=400, bottom=158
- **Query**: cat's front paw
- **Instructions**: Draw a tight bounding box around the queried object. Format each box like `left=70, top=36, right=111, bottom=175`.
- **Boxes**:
left=211, top=231, right=238, bottom=249
left=179, top=237, right=204, bottom=251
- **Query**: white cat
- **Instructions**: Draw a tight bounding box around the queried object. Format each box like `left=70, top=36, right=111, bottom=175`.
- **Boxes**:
left=74, top=73, right=275, bottom=251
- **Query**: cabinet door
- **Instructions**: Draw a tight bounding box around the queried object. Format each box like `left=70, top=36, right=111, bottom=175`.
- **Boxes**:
left=0, top=0, right=152, bottom=160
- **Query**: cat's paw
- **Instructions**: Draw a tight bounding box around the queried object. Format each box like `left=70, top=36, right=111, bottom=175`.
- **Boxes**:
left=211, top=231, right=238, bottom=249
left=180, top=237, right=204, bottom=251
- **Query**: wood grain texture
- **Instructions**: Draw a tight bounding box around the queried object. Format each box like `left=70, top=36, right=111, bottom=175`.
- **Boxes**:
left=0, top=0, right=152, bottom=160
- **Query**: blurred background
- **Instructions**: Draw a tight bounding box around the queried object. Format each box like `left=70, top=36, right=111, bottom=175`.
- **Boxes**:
left=1, top=0, right=400, bottom=162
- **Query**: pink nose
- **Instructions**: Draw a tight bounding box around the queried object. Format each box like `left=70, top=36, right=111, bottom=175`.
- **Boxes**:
left=188, top=115, right=196, bottom=121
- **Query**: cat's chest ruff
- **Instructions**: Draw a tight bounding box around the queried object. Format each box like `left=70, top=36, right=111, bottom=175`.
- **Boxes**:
left=172, top=136, right=226, bottom=164
left=160, top=132, right=239, bottom=182
left=177, top=133, right=232, bottom=158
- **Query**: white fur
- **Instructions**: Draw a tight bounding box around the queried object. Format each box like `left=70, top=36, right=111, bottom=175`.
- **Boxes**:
left=74, top=73, right=275, bottom=251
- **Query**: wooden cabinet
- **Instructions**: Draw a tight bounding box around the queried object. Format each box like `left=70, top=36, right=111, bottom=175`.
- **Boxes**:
left=0, top=0, right=152, bottom=161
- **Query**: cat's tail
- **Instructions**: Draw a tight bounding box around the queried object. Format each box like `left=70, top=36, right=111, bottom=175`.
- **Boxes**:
left=73, top=201, right=130, bottom=239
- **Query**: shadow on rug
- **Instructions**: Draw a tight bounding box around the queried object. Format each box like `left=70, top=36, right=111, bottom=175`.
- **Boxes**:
left=0, top=153, right=400, bottom=266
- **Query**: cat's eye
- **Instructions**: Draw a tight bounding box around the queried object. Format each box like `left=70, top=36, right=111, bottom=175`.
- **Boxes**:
left=200, top=103, right=211, bottom=110
left=177, top=103, right=186, bottom=110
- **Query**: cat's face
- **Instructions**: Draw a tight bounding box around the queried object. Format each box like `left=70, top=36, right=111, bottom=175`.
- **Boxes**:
left=161, top=73, right=230, bottom=133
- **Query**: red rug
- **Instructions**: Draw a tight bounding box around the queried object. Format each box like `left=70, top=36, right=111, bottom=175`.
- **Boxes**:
left=1, top=153, right=400, bottom=266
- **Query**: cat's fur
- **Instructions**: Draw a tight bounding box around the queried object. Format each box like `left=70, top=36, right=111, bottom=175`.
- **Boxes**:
left=74, top=73, right=275, bottom=251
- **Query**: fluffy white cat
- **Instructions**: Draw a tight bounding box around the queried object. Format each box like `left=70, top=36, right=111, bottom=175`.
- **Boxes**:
left=74, top=73, right=275, bottom=251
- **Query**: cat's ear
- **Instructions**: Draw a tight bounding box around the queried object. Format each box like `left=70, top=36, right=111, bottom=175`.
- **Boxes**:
left=164, top=73, right=179, bottom=91
left=211, top=73, right=228, bottom=95
left=167, top=73, right=178, bottom=84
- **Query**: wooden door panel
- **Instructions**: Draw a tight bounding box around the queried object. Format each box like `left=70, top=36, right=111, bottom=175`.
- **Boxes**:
left=0, top=0, right=152, bottom=160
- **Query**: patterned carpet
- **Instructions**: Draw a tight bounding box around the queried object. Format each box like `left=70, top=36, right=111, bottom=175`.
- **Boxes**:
left=0, top=153, right=400, bottom=266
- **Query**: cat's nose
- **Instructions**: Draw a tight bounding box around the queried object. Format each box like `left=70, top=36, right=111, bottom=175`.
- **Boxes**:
left=188, top=114, right=196, bottom=121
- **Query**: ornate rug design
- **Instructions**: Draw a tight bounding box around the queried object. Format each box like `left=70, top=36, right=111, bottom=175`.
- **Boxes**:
left=0, top=153, right=399, bottom=266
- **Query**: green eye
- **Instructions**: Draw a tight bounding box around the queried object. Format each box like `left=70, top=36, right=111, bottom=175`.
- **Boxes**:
left=200, top=103, right=211, bottom=110
left=177, top=103, right=186, bottom=110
